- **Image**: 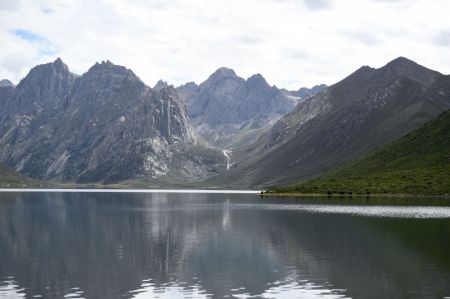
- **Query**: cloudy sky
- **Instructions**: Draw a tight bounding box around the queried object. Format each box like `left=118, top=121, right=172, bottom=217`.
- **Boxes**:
left=0, top=0, right=449, bottom=89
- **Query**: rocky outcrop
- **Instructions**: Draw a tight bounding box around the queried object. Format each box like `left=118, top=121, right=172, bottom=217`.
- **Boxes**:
left=153, top=80, right=170, bottom=90
left=177, top=68, right=305, bottom=148
left=0, top=59, right=224, bottom=183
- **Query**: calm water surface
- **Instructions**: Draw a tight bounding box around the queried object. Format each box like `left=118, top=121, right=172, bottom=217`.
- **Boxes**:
left=1, top=191, right=450, bottom=298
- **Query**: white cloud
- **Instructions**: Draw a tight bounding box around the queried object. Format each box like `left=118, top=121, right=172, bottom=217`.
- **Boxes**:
left=435, top=30, right=450, bottom=47
left=303, top=0, right=332, bottom=10
left=0, top=0, right=449, bottom=89
left=0, top=0, right=19, bottom=11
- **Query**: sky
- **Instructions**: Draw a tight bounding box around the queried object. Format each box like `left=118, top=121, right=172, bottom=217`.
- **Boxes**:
left=0, top=0, right=449, bottom=89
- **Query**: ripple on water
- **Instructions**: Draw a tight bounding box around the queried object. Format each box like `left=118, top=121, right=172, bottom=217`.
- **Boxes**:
left=128, top=279, right=348, bottom=299
left=0, top=277, right=26, bottom=298
left=129, top=280, right=211, bottom=298
left=132, top=203, right=450, bottom=219
left=225, top=203, right=450, bottom=219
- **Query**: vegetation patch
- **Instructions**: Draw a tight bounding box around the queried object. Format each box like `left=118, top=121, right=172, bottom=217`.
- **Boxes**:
left=269, top=109, right=450, bottom=195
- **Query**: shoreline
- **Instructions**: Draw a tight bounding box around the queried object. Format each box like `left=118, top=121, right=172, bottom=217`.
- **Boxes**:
left=262, top=192, right=450, bottom=199
left=0, top=187, right=448, bottom=198
left=0, top=188, right=260, bottom=194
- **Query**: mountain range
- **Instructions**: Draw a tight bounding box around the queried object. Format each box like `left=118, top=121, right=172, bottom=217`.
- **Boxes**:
left=204, top=57, right=450, bottom=187
left=0, top=56, right=449, bottom=191
left=176, top=68, right=325, bottom=148
left=0, top=59, right=225, bottom=184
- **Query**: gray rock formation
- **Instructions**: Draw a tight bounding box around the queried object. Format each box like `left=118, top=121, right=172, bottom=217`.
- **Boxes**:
left=0, top=59, right=225, bottom=183
left=205, top=57, right=450, bottom=187
left=177, top=68, right=322, bottom=148
left=153, top=80, right=170, bottom=90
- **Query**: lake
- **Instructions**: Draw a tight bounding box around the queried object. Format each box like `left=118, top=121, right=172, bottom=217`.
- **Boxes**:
left=1, top=191, right=450, bottom=298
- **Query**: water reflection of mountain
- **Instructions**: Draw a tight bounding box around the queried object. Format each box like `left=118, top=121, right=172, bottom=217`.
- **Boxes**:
left=0, top=192, right=449, bottom=298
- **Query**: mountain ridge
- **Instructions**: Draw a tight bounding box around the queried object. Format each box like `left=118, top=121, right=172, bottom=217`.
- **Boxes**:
left=1, top=56, right=447, bottom=188
left=203, top=57, right=450, bottom=187
left=176, top=67, right=325, bottom=148
left=0, top=58, right=225, bottom=184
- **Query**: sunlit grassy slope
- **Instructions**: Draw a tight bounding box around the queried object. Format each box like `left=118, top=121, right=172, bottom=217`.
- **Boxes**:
left=270, top=109, right=450, bottom=195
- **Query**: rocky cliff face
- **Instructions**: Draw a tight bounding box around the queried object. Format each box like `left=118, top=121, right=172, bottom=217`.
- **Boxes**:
left=205, top=57, right=450, bottom=187
left=176, top=68, right=319, bottom=148
left=0, top=59, right=224, bottom=183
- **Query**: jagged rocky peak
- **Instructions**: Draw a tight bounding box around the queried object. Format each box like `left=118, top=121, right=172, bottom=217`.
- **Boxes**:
left=0, top=58, right=205, bottom=184
left=245, top=74, right=274, bottom=98
left=82, top=60, right=145, bottom=92
left=89, top=60, right=133, bottom=75
left=18, top=57, right=72, bottom=86
left=177, top=66, right=300, bottom=147
left=153, top=79, right=169, bottom=90
left=208, top=67, right=239, bottom=81
left=52, top=57, right=68, bottom=70
left=247, top=73, right=269, bottom=87
left=12, top=57, right=77, bottom=110
left=0, top=79, right=14, bottom=88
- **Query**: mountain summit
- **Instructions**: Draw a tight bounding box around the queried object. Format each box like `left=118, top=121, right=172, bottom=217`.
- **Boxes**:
left=0, top=79, right=14, bottom=88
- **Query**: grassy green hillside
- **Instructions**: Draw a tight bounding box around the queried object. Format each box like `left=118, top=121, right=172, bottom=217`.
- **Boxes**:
left=270, top=109, right=450, bottom=195
left=0, top=163, right=38, bottom=187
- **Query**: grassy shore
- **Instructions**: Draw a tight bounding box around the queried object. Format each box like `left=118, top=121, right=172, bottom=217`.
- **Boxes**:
left=267, top=110, right=450, bottom=197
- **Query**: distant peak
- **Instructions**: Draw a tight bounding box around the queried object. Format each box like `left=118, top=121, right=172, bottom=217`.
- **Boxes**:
left=298, top=84, right=327, bottom=93
left=24, top=58, right=70, bottom=78
left=380, top=56, right=439, bottom=85
left=51, top=57, right=69, bottom=72
left=0, top=79, right=14, bottom=88
left=53, top=57, right=64, bottom=65
left=154, top=80, right=169, bottom=90
left=389, top=56, right=415, bottom=65
left=181, top=81, right=198, bottom=88
left=248, top=73, right=264, bottom=80
left=383, top=56, right=421, bottom=71
left=97, top=60, right=114, bottom=67
left=247, top=73, right=269, bottom=86
left=210, top=67, right=237, bottom=79
left=89, top=60, right=130, bottom=74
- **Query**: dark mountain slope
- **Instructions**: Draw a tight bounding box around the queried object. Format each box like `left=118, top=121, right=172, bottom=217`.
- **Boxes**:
left=272, top=109, right=450, bottom=195
left=205, top=57, right=450, bottom=187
